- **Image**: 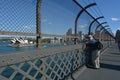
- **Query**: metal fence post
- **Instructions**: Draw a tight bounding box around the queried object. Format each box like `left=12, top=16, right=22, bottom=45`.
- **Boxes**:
left=36, top=0, right=42, bottom=48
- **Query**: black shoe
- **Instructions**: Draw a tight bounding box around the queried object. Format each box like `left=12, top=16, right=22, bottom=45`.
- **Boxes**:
left=86, top=64, right=93, bottom=68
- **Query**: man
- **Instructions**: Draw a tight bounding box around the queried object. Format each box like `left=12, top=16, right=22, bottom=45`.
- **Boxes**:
left=115, top=29, right=120, bottom=52
left=86, top=35, right=100, bottom=69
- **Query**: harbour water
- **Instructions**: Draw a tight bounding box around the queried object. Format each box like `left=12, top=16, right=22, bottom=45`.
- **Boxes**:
left=0, top=41, right=66, bottom=80
left=0, top=41, right=36, bottom=53
left=0, top=41, right=64, bottom=53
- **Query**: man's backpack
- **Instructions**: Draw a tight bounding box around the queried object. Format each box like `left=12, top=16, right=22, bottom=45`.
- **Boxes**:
left=95, top=41, right=103, bottom=50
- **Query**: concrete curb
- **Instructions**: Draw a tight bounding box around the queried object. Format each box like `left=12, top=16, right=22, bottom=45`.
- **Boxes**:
left=66, top=66, right=87, bottom=80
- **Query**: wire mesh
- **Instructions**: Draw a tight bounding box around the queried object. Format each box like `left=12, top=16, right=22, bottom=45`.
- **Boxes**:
left=0, top=0, right=37, bottom=51
left=0, top=0, right=36, bottom=33
left=0, top=0, right=114, bottom=53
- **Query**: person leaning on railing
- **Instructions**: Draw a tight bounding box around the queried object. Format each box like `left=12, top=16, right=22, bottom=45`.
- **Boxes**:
left=83, top=35, right=103, bottom=69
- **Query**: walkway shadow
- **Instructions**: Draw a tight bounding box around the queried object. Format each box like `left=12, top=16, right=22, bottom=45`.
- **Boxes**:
left=101, top=58, right=120, bottom=63
left=100, top=63, right=120, bottom=71
left=110, top=52, right=120, bottom=55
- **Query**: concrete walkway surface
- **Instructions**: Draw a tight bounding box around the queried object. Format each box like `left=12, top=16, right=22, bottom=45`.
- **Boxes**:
left=76, top=44, right=120, bottom=80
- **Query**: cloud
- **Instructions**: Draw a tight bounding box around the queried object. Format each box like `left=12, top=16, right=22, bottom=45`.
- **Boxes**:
left=24, top=26, right=31, bottom=29
left=48, top=22, right=52, bottom=25
left=24, top=25, right=35, bottom=30
left=42, top=19, right=47, bottom=23
left=111, top=18, right=120, bottom=21
left=42, top=19, right=52, bottom=25
left=78, top=24, right=88, bottom=28
left=117, top=28, right=120, bottom=30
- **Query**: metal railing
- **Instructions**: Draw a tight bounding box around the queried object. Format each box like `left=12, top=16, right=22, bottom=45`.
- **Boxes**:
left=0, top=0, right=115, bottom=80
left=0, top=44, right=86, bottom=80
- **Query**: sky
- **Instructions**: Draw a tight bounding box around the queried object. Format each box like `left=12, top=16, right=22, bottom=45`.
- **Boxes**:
left=0, top=0, right=119, bottom=37
left=41, top=0, right=81, bottom=35
left=94, top=0, right=120, bottom=35
left=41, top=0, right=120, bottom=35
left=0, top=0, right=36, bottom=33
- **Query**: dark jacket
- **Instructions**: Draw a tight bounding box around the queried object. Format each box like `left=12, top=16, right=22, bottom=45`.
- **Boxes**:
left=86, top=43, right=98, bottom=51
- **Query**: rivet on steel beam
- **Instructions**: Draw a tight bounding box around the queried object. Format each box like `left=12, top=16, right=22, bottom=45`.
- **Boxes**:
left=10, top=58, right=13, bottom=60
left=25, top=74, right=27, bottom=77
left=7, top=62, right=9, bottom=64
left=25, top=58, right=28, bottom=60
left=36, top=54, right=39, bottom=56
left=22, top=56, right=25, bottom=58
left=41, top=67, right=43, bottom=71
left=28, top=56, right=30, bottom=58
left=32, top=64, right=34, bottom=67
left=2, top=60, right=5, bottom=62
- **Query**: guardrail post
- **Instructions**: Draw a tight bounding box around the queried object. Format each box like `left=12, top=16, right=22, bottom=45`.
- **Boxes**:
left=36, top=0, right=42, bottom=48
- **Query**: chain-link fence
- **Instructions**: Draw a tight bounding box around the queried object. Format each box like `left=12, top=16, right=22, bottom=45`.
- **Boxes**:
left=0, top=0, right=114, bottom=53
left=0, top=0, right=83, bottom=53
left=0, top=0, right=37, bottom=52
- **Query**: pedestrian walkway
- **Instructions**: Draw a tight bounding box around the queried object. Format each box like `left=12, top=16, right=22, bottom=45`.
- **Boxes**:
left=76, top=44, right=120, bottom=80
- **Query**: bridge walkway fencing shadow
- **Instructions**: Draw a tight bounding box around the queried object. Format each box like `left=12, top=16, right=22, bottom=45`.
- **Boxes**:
left=75, top=44, right=120, bottom=80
